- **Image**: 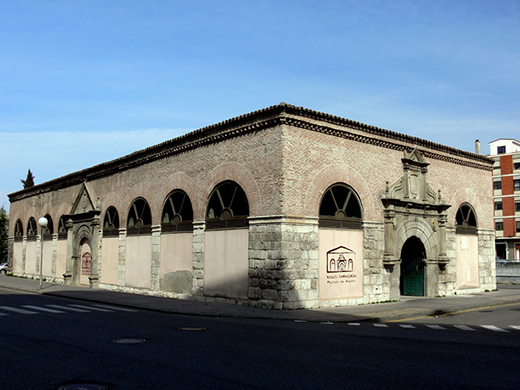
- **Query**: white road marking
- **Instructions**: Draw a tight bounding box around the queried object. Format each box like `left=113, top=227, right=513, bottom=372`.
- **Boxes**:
left=69, top=304, right=113, bottom=312
left=91, top=304, right=138, bottom=312
left=46, top=304, right=90, bottom=313
left=399, top=324, right=415, bottom=329
left=425, top=325, right=446, bottom=330
left=374, top=324, right=388, bottom=327
left=23, top=305, right=65, bottom=313
left=347, top=323, right=360, bottom=326
left=510, top=326, right=520, bottom=331
left=454, top=325, right=475, bottom=331
left=0, top=306, right=38, bottom=314
left=481, top=325, right=509, bottom=332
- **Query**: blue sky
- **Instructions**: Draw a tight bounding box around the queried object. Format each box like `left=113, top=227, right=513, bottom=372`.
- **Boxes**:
left=1, top=0, right=519, bottom=211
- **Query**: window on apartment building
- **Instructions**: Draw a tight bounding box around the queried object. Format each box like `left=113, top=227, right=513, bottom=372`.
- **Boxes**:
left=515, top=180, right=520, bottom=191
left=495, top=202, right=503, bottom=211
left=514, top=162, right=520, bottom=170
left=516, top=202, right=520, bottom=212
left=496, top=221, right=504, bottom=231
left=494, top=181, right=502, bottom=190
left=497, top=146, right=506, bottom=154
left=517, top=221, right=520, bottom=233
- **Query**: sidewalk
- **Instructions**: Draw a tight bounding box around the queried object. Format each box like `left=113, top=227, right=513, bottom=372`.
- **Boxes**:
left=1, top=275, right=520, bottom=323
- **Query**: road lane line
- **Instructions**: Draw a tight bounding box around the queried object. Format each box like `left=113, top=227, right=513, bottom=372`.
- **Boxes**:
left=374, top=324, right=388, bottom=327
left=481, top=325, right=509, bottom=332
left=510, top=326, right=520, bottom=330
left=454, top=325, right=475, bottom=331
left=0, top=306, right=39, bottom=314
left=399, top=324, right=416, bottom=329
left=385, top=302, right=520, bottom=323
left=91, top=304, right=138, bottom=312
left=46, top=304, right=90, bottom=313
left=425, top=325, right=446, bottom=330
left=69, top=304, right=113, bottom=312
left=23, top=305, right=65, bottom=313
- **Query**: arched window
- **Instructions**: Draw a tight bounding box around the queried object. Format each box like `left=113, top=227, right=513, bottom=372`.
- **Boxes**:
left=456, top=203, right=477, bottom=235
left=127, top=198, right=152, bottom=235
left=14, top=219, right=23, bottom=241
left=206, top=181, right=249, bottom=229
left=43, top=214, right=54, bottom=239
left=162, top=190, right=193, bottom=232
left=58, top=215, right=68, bottom=239
left=27, top=217, right=38, bottom=239
left=319, top=183, right=363, bottom=229
left=103, top=207, right=120, bottom=236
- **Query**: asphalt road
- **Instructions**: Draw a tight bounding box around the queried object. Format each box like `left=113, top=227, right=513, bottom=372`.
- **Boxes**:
left=1, top=287, right=519, bottom=390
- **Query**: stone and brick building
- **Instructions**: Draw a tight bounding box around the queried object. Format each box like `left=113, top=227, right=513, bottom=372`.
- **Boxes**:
left=489, top=138, right=520, bottom=261
left=8, top=103, right=496, bottom=309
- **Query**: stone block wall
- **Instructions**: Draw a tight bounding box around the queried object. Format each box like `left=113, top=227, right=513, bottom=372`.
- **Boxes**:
left=362, top=222, right=387, bottom=303
left=248, top=217, right=319, bottom=309
left=478, top=229, right=496, bottom=291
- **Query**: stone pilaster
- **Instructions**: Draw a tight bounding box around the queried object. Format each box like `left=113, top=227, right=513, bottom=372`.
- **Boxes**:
left=51, top=233, right=58, bottom=275
left=7, top=237, right=14, bottom=270
left=89, top=216, right=100, bottom=288
left=117, top=228, right=127, bottom=287
left=478, top=228, right=496, bottom=291
left=63, top=219, right=74, bottom=285
left=438, top=227, right=457, bottom=296
left=362, top=221, right=386, bottom=302
left=150, top=225, right=161, bottom=291
left=192, top=221, right=205, bottom=296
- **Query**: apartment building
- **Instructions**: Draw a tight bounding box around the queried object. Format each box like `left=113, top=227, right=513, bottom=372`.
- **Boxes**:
left=489, top=138, right=520, bottom=261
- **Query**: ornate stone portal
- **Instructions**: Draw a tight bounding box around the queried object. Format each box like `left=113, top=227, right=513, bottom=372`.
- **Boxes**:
left=62, top=182, right=101, bottom=288
left=382, top=149, right=451, bottom=299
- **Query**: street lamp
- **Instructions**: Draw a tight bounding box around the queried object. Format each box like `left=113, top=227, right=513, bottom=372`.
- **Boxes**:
left=38, top=217, right=48, bottom=290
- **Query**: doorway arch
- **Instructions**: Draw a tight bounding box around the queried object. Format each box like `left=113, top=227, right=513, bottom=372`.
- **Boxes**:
left=400, top=237, right=426, bottom=296
left=79, top=237, right=92, bottom=286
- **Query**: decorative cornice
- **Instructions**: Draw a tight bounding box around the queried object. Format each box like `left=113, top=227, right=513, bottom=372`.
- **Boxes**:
left=9, top=102, right=493, bottom=202
left=281, top=116, right=493, bottom=171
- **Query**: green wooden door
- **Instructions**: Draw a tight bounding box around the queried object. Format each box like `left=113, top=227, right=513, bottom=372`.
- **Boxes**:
left=402, top=256, right=424, bottom=296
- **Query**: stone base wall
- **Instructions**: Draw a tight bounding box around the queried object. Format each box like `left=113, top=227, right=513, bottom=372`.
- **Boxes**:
left=248, top=216, right=319, bottom=310
left=10, top=217, right=496, bottom=309
left=362, top=222, right=388, bottom=303
left=478, top=228, right=496, bottom=291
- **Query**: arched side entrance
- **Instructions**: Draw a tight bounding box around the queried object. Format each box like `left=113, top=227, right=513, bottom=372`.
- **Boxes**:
left=400, top=237, right=426, bottom=296
left=63, top=182, right=101, bottom=288
left=79, top=237, right=92, bottom=286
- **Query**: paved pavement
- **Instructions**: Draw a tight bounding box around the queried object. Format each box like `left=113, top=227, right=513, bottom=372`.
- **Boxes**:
left=1, top=275, right=520, bottom=323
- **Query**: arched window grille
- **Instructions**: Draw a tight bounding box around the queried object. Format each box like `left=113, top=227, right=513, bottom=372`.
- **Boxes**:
left=206, top=181, right=249, bottom=229
left=103, top=207, right=120, bottom=236
left=43, top=214, right=54, bottom=240
left=162, top=190, right=193, bottom=232
left=127, top=198, right=152, bottom=235
left=319, top=183, right=363, bottom=229
left=456, top=203, right=477, bottom=235
left=27, top=217, right=38, bottom=240
left=58, top=215, right=68, bottom=240
left=14, top=219, right=23, bottom=241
